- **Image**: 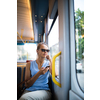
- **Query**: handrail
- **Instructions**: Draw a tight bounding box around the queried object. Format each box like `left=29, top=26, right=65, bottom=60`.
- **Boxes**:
left=52, top=51, right=61, bottom=87
left=17, top=32, right=25, bottom=44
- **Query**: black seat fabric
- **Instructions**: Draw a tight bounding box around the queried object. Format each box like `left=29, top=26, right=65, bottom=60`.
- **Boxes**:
left=48, top=72, right=54, bottom=99
left=22, top=67, right=26, bottom=87
left=17, top=67, right=22, bottom=84
left=23, top=67, right=26, bottom=81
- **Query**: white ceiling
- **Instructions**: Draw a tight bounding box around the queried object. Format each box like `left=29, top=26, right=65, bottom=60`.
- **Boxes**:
left=17, top=0, right=34, bottom=41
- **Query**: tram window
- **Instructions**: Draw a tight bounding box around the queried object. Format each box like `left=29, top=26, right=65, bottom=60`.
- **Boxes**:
left=43, top=33, right=45, bottom=42
left=48, top=19, right=53, bottom=32
left=17, top=43, right=37, bottom=62
left=74, top=0, right=84, bottom=91
left=48, top=16, right=59, bottom=76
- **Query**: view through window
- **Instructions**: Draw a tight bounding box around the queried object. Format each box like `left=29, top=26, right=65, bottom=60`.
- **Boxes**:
left=17, top=43, right=37, bottom=62
left=74, top=0, right=84, bottom=91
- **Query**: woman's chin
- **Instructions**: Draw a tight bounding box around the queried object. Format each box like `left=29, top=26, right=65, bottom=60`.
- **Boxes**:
left=43, top=55, right=47, bottom=58
left=42, top=56, right=46, bottom=58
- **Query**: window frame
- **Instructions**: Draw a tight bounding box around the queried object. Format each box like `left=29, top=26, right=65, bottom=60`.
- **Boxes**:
left=69, top=0, right=84, bottom=99
left=74, top=0, right=84, bottom=92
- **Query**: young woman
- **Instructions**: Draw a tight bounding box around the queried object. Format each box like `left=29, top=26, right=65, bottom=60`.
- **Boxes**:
left=19, top=42, right=58, bottom=100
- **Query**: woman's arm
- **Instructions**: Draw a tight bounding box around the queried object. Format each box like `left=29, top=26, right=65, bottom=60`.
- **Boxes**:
left=25, top=62, right=49, bottom=88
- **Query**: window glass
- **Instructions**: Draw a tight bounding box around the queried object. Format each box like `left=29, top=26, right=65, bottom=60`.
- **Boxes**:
left=43, top=33, right=45, bottom=42
left=74, top=0, right=84, bottom=91
left=17, top=43, right=37, bottom=62
left=48, top=16, right=59, bottom=76
left=48, top=18, right=53, bottom=32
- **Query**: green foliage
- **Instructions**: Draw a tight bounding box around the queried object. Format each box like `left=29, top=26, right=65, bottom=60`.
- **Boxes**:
left=17, top=45, right=27, bottom=60
left=75, top=8, right=84, bottom=60
left=75, top=8, right=84, bottom=36
left=22, top=55, right=27, bottom=60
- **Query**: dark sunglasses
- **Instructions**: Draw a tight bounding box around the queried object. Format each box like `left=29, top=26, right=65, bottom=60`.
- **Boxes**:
left=41, top=49, right=50, bottom=52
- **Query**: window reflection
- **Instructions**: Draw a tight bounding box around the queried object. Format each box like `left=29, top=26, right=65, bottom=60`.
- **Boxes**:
left=49, top=43, right=59, bottom=75
left=74, top=0, right=84, bottom=91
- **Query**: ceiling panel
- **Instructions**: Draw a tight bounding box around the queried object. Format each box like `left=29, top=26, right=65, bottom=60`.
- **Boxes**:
left=32, top=0, right=49, bottom=42
left=17, top=0, right=34, bottom=42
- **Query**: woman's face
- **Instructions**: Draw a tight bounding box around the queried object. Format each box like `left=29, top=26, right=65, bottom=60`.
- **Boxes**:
left=37, top=44, right=49, bottom=58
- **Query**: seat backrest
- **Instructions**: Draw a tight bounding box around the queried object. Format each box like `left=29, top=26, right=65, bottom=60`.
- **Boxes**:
left=48, top=72, right=54, bottom=100
left=22, top=67, right=26, bottom=87
left=48, top=72, right=54, bottom=92
left=23, top=67, right=26, bottom=81
left=17, top=67, right=22, bottom=84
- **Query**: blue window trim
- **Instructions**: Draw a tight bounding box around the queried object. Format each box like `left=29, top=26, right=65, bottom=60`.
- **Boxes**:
left=17, top=43, right=25, bottom=45
left=17, top=43, right=37, bottom=45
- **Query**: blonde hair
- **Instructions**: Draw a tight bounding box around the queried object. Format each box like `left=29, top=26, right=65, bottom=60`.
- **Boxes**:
left=37, top=42, right=48, bottom=50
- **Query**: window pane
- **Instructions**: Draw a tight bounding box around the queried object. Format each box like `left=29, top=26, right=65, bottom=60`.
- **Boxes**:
left=48, top=19, right=53, bottom=32
left=17, top=43, right=37, bottom=62
left=48, top=16, right=59, bottom=76
left=74, top=0, right=84, bottom=91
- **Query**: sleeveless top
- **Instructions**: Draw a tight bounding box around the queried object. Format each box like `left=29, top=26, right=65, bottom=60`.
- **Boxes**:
left=26, top=60, right=50, bottom=91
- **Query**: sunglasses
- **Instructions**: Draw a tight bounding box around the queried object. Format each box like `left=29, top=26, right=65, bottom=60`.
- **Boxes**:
left=41, top=49, right=50, bottom=52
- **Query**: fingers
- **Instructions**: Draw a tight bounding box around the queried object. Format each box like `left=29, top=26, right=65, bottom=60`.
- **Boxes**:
left=43, top=67, right=49, bottom=74
left=46, top=55, right=51, bottom=61
left=43, top=67, right=49, bottom=72
left=46, top=55, right=50, bottom=59
left=45, top=67, right=49, bottom=71
left=41, top=67, right=49, bottom=71
left=46, top=55, right=49, bottom=58
left=40, top=67, right=49, bottom=75
left=41, top=67, right=45, bottom=70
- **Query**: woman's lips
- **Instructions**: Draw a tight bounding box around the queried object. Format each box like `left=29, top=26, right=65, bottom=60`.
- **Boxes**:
left=43, top=54, right=46, bottom=56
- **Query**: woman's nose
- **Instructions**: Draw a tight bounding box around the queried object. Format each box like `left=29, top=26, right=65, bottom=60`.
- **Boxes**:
left=44, top=50, right=47, bottom=53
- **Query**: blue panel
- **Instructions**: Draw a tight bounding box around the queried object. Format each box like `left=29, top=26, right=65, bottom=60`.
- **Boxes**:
left=17, top=43, right=24, bottom=45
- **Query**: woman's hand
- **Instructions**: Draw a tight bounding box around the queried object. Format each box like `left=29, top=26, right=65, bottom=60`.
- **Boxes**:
left=46, top=55, right=51, bottom=61
left=39, top=67, right=49, bottom=75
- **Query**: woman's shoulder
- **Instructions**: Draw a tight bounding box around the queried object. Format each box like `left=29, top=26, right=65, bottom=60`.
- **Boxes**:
left=26, top=62, right=31, bottom=71
left=26, top=60, right=35, bottom=67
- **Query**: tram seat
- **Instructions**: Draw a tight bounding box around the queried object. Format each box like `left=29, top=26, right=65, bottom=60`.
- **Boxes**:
left=17, top=67, right=23, bottom=99
left=22, top=67, right=26, bottom=87
left=23, top=67, right=26, bottom=81
left=48, top=72, right=54, bottom=99
left=17, top=67, right=22, bottom=84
